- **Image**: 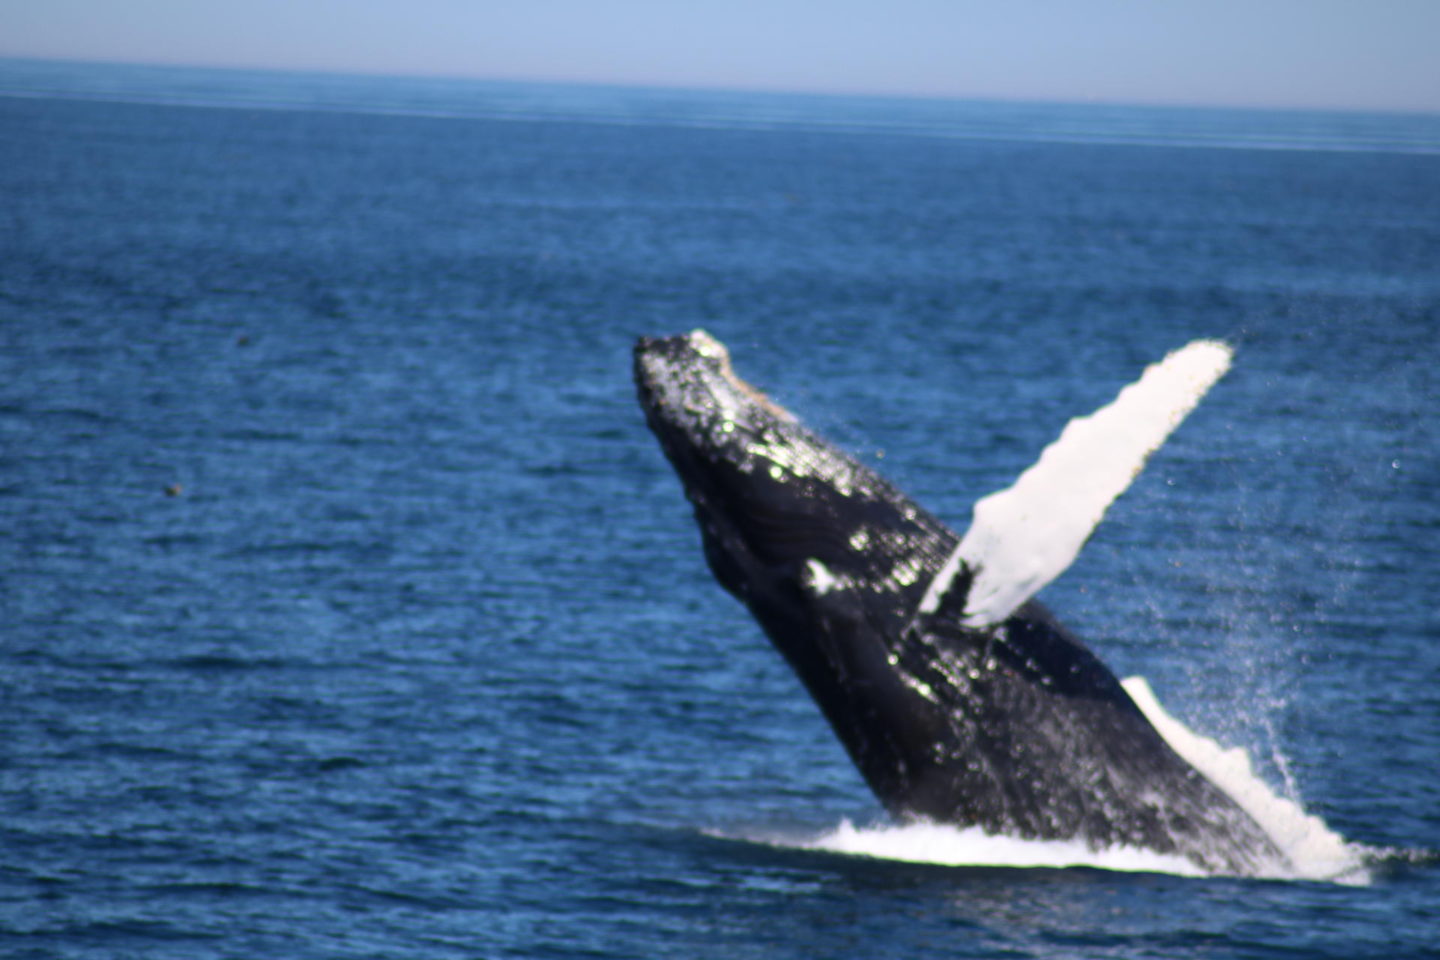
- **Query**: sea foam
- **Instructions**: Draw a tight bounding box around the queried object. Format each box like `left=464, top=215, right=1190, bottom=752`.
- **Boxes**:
left=732, top=676, right=1369, bottom=884
left=1121, top=675, right=1368, bottom=883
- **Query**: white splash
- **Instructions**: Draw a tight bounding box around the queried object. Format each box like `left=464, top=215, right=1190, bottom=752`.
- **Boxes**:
left=798, top=818, right=1205, bottom=876
left=1121, top=676, right=1370, bottom=884
left=728, top=677, right=1369, bottom=884
left=922, top=339, right=1234, bottom=626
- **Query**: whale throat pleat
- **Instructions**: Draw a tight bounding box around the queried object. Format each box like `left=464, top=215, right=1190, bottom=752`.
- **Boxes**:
left=920, top=339, right=1234, bottom=627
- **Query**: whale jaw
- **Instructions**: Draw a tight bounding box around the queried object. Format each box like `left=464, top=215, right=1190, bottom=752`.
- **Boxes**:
left=634, top=330, right=1287, bottom=876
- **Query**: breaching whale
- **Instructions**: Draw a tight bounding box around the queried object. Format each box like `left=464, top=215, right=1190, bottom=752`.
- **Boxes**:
left=634, top=330, right=1289, bottom=876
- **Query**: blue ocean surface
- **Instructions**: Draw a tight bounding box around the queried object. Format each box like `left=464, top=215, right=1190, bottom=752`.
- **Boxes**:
left=1, top=59, right=1437, bottom=958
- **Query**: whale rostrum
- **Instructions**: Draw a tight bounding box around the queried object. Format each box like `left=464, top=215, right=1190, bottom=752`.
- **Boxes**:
left=634, top=330, right=1288, bottom=876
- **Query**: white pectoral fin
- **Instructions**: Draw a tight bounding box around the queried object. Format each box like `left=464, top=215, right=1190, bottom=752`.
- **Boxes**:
left=919, top=339, right=1234, bottom=627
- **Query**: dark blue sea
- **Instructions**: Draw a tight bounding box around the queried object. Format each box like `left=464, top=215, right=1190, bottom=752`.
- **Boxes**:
left=2, top=59, right=1437, bottom=958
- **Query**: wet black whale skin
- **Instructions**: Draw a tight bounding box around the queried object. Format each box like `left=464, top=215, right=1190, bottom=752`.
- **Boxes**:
left=634, top=332, right=1284, bottom=876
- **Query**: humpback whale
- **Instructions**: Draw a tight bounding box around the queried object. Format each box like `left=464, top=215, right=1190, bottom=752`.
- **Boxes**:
left=634, top=330, right=1289, bottom=876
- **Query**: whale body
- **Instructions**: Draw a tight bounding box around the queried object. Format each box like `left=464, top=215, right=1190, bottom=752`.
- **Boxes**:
left=634, top=330, right=1288, bottom=876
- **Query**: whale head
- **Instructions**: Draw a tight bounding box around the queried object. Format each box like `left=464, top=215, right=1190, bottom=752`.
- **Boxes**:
left=633, top=330, right=954, bottom=631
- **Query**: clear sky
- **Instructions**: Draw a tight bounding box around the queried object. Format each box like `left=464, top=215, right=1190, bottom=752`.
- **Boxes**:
left=2, top=0, right=1437, bottom=113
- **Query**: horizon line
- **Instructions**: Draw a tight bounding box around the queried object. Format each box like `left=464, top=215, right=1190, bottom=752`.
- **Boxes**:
left=4, top=53, right=1439, bottom=120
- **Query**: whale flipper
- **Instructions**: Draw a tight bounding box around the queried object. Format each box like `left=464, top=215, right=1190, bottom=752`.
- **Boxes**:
left=920, top=340, right=1233, bottom=627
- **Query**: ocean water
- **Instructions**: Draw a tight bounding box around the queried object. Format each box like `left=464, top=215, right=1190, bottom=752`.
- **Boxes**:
left=1, top=59, right=1437, bottom=958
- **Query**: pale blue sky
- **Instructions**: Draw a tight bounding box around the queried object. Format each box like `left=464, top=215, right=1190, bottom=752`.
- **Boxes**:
left=2, top=0, right=1437, bottom=113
